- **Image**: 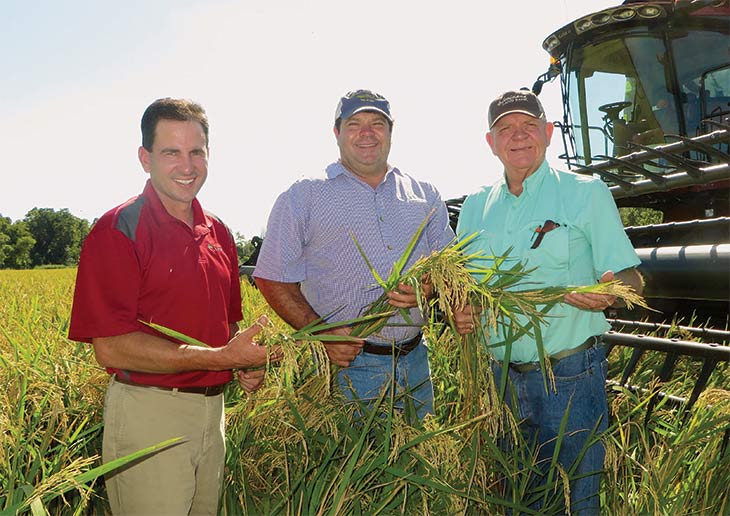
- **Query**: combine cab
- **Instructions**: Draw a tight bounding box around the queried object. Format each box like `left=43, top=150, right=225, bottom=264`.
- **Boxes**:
left=532, top=0, right=729, bottom=326
left=535, top=0, right=730, bottom=409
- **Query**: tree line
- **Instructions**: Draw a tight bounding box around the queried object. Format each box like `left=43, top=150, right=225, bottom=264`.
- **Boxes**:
left=1, top=205, right=656, bottom=270
left=0, top=209, right=90, bottom=269
left=0, top=208, right=260, bottom=270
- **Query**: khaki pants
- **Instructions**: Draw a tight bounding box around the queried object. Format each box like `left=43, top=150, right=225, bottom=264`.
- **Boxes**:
left=103, top=377, right=225, bottom=516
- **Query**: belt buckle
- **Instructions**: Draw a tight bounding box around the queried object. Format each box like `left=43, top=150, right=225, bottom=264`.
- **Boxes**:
left=503, top=336, right=600, bottom=375
left=202, top=384, right=225, bottom=396
left=508, top=361, right=541, bottom=373
left=177, top=384, right=226, bottom=396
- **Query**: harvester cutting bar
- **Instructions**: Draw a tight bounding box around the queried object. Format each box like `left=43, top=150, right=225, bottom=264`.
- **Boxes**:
left=605, top=379, right=686, bottom=406
left=604, top=331, right=730, bottom=363
left=603, top=330, right=730, bottom=416
left=608, top=318, right=730, bottom=343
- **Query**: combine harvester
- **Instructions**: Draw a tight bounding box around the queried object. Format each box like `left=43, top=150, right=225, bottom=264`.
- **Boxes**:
left=448, top=0, right=730, bottom=413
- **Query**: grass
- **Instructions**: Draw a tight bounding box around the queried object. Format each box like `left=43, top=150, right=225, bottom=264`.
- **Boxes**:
left=0, top=269, right=108, bottom=514
left=0, top=269, right=728, bottom=515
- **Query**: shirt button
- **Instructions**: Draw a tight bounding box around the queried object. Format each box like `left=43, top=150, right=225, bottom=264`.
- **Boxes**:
left=387, top=245, right=393, bottom=250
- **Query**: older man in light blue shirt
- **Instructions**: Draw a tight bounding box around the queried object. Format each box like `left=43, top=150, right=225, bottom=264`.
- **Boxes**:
left=457, top=158, right=641, bottom=363
left=254, top=90, right=454, bottom=420
left=454, top=89, right=643, bottom=515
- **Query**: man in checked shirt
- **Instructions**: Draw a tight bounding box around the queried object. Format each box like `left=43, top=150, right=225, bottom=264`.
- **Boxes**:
left=253, top=89, right=455, bottom=420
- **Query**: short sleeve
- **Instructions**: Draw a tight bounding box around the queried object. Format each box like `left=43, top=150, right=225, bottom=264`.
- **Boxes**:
left=253, top=187, right=307, bottom=283
left=425, top=190, right=456, bottom=251
left=582, top=180, right=641, bottom=277
left=68, top=228, right=143, bottom=343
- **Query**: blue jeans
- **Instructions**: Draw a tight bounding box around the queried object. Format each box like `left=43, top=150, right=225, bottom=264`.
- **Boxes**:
left=494, top=340, right=609, bottom=515
left=337, top=340, right=434, bottom=421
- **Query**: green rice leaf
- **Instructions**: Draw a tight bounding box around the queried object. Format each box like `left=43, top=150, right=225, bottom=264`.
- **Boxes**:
left=387, top=208, right=435, bottom=284
left=350, top=231, right=386, bottom=288
left=139, top=320, right=212, bottom=348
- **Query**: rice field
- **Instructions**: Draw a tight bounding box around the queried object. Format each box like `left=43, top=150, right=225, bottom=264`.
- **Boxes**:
left=1, top=268, right=728, bottom=515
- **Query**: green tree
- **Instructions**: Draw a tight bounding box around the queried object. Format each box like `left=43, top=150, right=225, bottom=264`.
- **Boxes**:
left=0, top=216, right=11, bottom=266
left=5, top=221, right=36, bottom=269
left=24, top=208, right=90, bottom=267
left=0, top=215, right=36, bottom=269
left=619, top=206, right=663, bottom=227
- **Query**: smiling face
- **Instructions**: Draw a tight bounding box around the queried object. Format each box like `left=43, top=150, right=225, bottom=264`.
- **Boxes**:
left=334, top=111, right=392, bottom=186
left=138, top=119, right=208, bottom=223
left=486, top=112, right=553, bottom=185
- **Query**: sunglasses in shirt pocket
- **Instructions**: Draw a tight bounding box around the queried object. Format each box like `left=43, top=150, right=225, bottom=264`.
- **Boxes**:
left=522, top=218, right=569, bottom=273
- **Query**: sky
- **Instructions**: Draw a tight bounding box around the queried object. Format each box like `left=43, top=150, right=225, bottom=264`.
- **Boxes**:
left=2, top=0, right=619, bottom=238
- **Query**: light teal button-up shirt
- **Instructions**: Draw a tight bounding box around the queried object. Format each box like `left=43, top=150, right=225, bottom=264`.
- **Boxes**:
left=456, top=160, right=640, bottom=362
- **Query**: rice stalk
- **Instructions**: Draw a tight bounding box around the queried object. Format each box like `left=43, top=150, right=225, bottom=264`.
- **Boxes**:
left=1, top=247, right=723, bottom=515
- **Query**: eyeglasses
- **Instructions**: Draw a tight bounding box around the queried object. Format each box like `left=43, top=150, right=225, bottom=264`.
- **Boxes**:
left=530, top=219, right=561, bottom=249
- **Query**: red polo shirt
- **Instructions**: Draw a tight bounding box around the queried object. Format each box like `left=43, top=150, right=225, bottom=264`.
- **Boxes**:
left=69, top=180, right=243, bottom=387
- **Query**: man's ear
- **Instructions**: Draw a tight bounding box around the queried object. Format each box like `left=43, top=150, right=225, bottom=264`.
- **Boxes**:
left=138, top=146, right=151, bottom=173
left=486, top=132, right=496, bottom=154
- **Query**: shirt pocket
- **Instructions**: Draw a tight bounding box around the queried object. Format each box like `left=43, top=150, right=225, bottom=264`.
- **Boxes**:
left=521, top=219, right=569, bottom=276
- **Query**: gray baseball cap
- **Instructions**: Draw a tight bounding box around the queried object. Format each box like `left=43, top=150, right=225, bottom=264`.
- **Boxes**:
left=488, top=89, right=545, bottom=128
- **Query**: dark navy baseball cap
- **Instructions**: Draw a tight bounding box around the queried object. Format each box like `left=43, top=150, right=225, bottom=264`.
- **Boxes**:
left=334, top=89, right=393, bottom=123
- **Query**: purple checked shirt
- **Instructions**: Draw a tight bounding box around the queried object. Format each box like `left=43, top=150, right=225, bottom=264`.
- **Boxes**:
left=254, top=161, right=455, bottom=344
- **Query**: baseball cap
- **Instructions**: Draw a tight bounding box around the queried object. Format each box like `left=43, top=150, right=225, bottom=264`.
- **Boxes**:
left=334, top=90, right=393, bottom=123
left=488, top=89, right=546, bottom=128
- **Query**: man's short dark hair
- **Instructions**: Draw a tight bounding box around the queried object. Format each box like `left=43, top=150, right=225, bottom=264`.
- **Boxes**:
left=141, top=98, right=209, bottom=151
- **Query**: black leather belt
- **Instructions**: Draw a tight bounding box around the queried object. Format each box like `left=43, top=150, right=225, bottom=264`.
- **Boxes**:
left=506, top=335, right=601, bottom=373
left=362, top=332, right=423, bottom=356
left=114, top=375, right=226, bottom=396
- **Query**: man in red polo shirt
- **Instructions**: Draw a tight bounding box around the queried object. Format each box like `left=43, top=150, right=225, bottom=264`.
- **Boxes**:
left=69, top=98, right=276, bottom=515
